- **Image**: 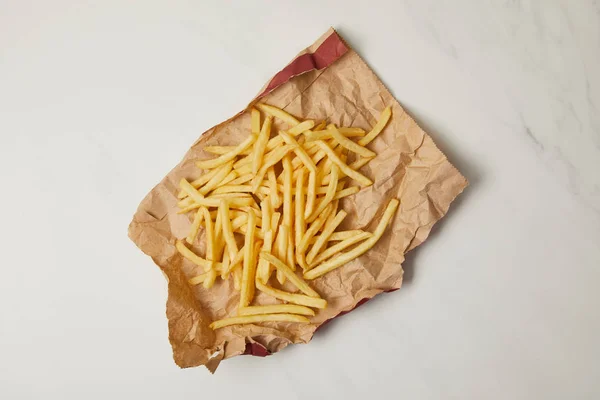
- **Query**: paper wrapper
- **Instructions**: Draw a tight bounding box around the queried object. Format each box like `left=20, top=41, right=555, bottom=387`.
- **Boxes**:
left=128, top=28, right=468, bottom=372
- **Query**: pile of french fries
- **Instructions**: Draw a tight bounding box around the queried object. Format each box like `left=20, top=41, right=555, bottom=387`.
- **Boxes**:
left=176, top=103, right=398, bottom=329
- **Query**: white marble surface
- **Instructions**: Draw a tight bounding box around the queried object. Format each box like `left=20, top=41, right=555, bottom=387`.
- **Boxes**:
left=1, top=1, right=599, bottom=399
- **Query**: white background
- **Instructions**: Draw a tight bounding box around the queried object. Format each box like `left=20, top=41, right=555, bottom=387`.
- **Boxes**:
left=1, top=1, right=599, bottom=399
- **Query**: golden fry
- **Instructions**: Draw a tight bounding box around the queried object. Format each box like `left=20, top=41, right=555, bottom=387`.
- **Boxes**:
left=252, top=115, right=273, bottom=174
left=210, top=313, right=309, bottom=330
left=256, top=281, right=327, bottom=309
left=267, top=167, right=280, bottom=208
left=203, top=145, right=252, bottom=156
left=188, top=273, right=206, bottom=285
left=256, top=230, right=274, bottom=284
left=358, top=106, right=392, bottom=146
left=203, top=269, right=217, bottom=289
left=233, top=265, right=242, bottom=290
left=186, top=208, right=203, bottom=244
left=176, top=240, right=220, bottom=271
left=240, top=211, right=257, bottom=307
left=282, top=155, right=294, bottom=228
left=288, top=119, right=315, bottom=135
left=327, top=125, right=375, bottom=158
left=256, top=103, right=299, bottom=126
left=218, top=201, right=238, bottom=261
left=261, top=199, right=272, bottom=236
left=294, top=168, right=307, bottom=251
left=304, top=170, right=316, bottom=219
left=251, top=107, right=261, bottom=135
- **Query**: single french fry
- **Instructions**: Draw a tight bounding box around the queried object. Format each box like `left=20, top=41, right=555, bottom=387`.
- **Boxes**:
left=177, top=203, right=202, bottom=214
left=227, top=173, right=253, bottom=186
left=311, top=232, right=373, bottom=266
left=267, top=167, right=280, bottom=208
left=240, top=211, right=257, bottom=307
left=358, top=106, right=392, bottom=146
left=260, top=253, right=319, bottom=297
left=288, top=119, right=315, bottom=135
left=256, top=281, right=327, bottom=309
left=333, top=186, right=360, bottom=200
left=234, top=162, right=252, bottom=176
left=313, top=121, right=327, bottom=131
left=326, top=125, right=376, bottom=158
left=261, top=199, right=272, bottom=236
left=195, top=134, right=257, bottom=170
left=305, top=127, right=366, bottom=141
left=231, top=214, right=248, bottom=231
left=287, top=231, right=295, bottom=272
left=282, top=155, right=294, bottom=228
left=176, top=240, right=221, bottom=271
left=233, top=265, right=242, bottom=290
left=203, top=269, right=217, bottom=289
left=198, top=207, right=215, bottom=266
left=306, top=210, right=347, bottom=264
left=186, top=208, right=203, bottom=244
left=256, top=230, right=274, bottom=284
left=210, top=313, right=309, bottom=329
left=210, top=185, right=253, bottom=194
left=275, top=224, right=289, bottom=285
left=218, top=201, right=238, bottom=261
left=311, top=230, right=366, bottom=243
left=251, top=107, right=261, bottom=135
left=236, top=224, right=265, bottom=240
left=239, top=304, right=315, bottom=317
left=314, top=140, right=372, bottom=186
left=256, top=103, right=299, bottom=126
left=195, top=196, right=256, bottom=209
left=308, top=164, right=339, bottom=223
left=179, top=178, right=205, bottom=205
left=203, top=145, right=252, bottom=156
left=252, top=115, right=273, bottom=174
left=304, top=199, right=399, bottom=279
left=188, top=273, right=207, bottom=285
left=349, top=156, right=373, bottom=171
left=220, top=250, right=231, bottom=280
left=294, top=168, right=306, bottom=251
left=304, top=170, right=316, bottom=219
left=270, top=212, right=281, bottom=234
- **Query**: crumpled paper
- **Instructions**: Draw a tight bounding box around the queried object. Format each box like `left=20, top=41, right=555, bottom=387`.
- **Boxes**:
left=128, top=28, right=468, bottom=372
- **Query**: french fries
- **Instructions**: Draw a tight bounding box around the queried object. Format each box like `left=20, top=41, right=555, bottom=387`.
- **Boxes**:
left=304, top=199, right=399, bottom=280
left=176, top=103, right=397, bottom=329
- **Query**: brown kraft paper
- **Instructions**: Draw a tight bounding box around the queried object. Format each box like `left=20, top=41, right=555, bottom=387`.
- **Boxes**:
left=128, top=28, right=468, bottom=372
